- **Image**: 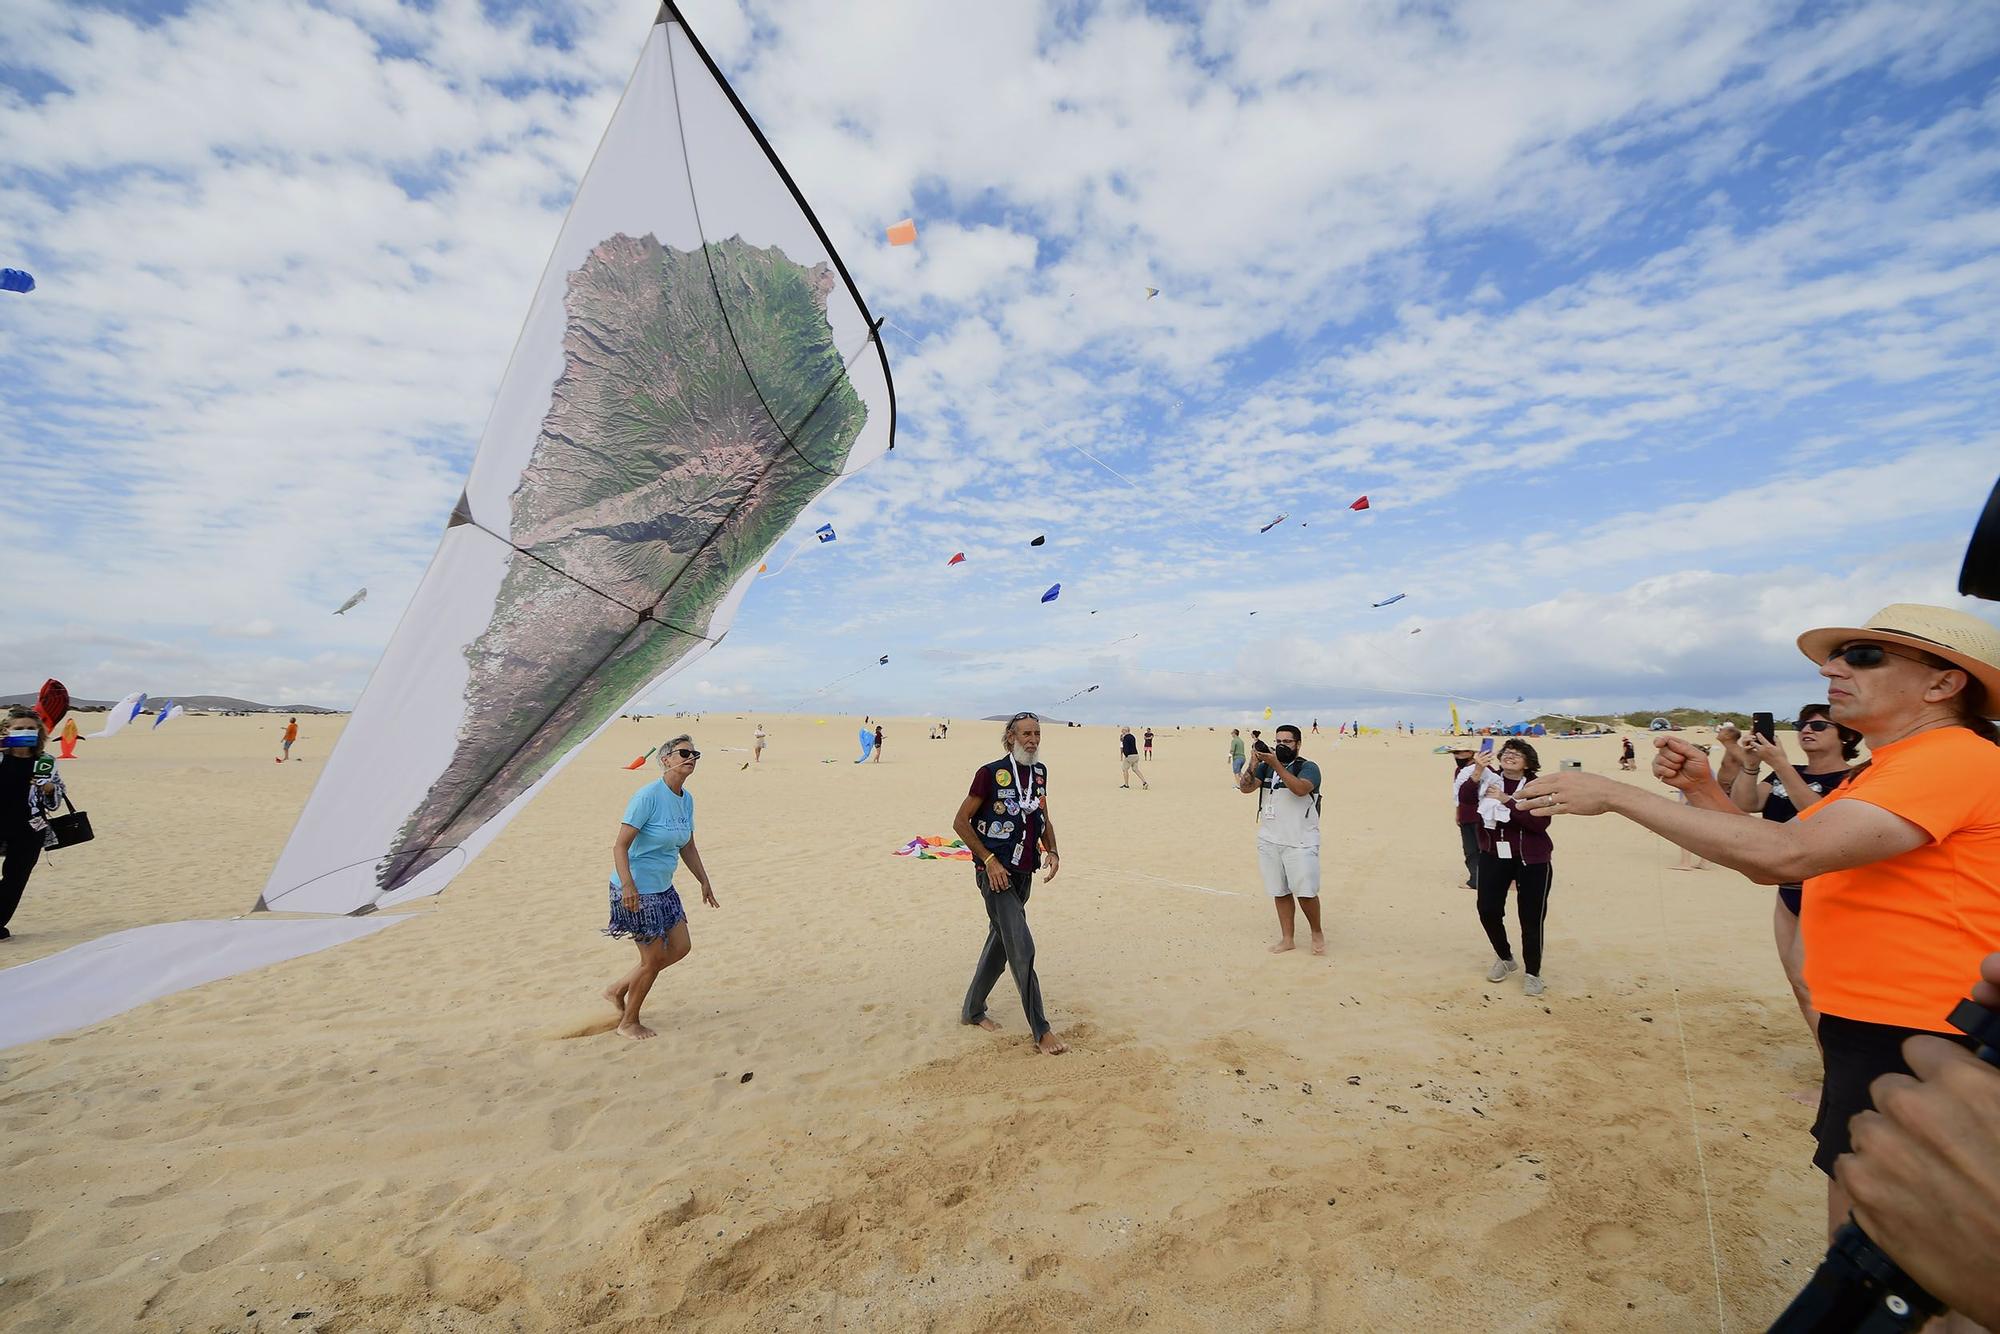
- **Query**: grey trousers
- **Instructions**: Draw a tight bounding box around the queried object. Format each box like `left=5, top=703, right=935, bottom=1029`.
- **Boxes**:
left=1458, top=822, right=1481, bottom=887
left=962, top=866, right=1050, bottom=1039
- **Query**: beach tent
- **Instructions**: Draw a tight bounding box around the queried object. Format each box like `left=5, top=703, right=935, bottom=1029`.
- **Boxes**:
left=1649, top=718, right=1671, bottom=731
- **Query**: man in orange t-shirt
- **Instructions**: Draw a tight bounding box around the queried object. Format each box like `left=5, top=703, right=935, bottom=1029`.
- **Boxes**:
left=279, top=718, right=298, bottom=763
left=1513, top=603, right=2000, bottom=1262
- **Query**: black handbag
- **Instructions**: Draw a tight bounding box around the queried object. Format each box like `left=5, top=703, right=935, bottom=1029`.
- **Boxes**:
left=45, top=794, right=93, bottom=849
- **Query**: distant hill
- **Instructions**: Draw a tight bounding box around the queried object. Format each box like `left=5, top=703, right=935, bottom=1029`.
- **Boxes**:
left=0, top=692, right=341, bottom=715
left=1527, top=707, right=1773, bottom=731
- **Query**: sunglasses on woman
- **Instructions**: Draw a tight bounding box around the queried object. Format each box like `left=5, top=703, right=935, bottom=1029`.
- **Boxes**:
left=1795, top=720, right=1835, bottom=734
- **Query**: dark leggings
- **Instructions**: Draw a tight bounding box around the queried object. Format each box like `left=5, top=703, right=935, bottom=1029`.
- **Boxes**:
left=1457, top=823, right=1480, bottom=887
left=962, top=866, right=1050, bottom=1039
left=0, top=831, right=43, bottom=931
left=1476, top=853, right=1552, bottom=976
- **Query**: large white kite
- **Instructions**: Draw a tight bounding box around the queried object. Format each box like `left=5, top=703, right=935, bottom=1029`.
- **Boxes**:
left=90, top=691, right=147, bottom=739
left=260, top=3, right=894, bottom=915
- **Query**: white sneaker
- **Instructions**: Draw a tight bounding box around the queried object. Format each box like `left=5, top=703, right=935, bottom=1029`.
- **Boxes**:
left=1523, top=974, right=1546, bottom=997
left=1486, top=958, right=1517, bottom=983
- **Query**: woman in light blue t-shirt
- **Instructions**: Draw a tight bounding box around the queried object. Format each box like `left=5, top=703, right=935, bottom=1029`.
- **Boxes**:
left=602, top=734, right=719, bottom=1041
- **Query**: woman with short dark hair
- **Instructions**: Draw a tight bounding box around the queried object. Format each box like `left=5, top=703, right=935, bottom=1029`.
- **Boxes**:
left=1457, top=738, right=1555, bottom=996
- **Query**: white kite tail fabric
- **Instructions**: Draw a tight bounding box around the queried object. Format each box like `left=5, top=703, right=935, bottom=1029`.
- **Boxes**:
left=89, top=690, right=145, bottom=739
left=259, top=4, right=893, bottom=916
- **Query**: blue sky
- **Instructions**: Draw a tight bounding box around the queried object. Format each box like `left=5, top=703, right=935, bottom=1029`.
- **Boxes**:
left=2, top=0, right=1997, bottom=725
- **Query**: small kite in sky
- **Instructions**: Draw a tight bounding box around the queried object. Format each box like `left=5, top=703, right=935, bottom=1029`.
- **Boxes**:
left=333, top=587, right=367, bottom=615
left=885, top=218, right=917, bottom=246
left=0, top=268, right=34, bottom=295
left=1349, top=496, right=1371, bottom=511
left=947, top=552, right=965, bottom=566
left=1040, top=584, right=1061, bottom=603
left=1515, top=696, right=1525, bottom=703
left=815, top=523, right=837, bottom=543
left=878, top=655, right=890, bottom=665
left=1030, top=535, right=1046, bottom=547
left=1410, top=628, right=1423, bottom=635
left=1263, top=707, right=1273, bottom=719
left=1145, top=287, right=1159, bottom=299
left=1259, top=514, right=1289, bottom=534
left=1371, top=593, right=1406, bottom=607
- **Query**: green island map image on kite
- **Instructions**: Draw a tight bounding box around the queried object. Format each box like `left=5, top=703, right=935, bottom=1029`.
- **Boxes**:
left=380, top=232, right=867, bottom=891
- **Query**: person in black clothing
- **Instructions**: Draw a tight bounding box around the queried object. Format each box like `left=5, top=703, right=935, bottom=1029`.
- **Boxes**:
left=0, top=708, right=63, bottom=941
left=1457, top=739, right=1556, bottom=996
left=1118, top=726, right=1148, bottom=789
left=953, top=712, right=1067, bottom=1054
left=1448, top=742, right=1479, bottom=890
left=1722, top=703, right=1859, bottom=1042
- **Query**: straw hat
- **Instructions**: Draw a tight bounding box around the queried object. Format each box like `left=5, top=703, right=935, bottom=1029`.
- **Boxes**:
left=1796, top=603, right=2000, bottom=715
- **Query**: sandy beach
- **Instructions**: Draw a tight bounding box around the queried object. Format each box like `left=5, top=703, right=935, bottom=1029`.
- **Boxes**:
left=1, top=714, right=1828, bottom=1330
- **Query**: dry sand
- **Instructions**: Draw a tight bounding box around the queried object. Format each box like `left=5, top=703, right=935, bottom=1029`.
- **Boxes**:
left=1, top=715, right=1830, bottom=1330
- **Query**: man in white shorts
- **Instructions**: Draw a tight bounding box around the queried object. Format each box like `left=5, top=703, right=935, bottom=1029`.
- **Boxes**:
left=1236, top=723, right=1324, bottom=955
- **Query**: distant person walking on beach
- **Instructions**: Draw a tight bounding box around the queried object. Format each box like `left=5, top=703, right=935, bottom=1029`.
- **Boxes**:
left=872, top=723, right=884, bottom=763
left=603, top=734, right=717, bottom=1041
left=1229, top=728, right=1246, bottom=778
left=1119, top=726, right=1148, bottom=789
left=1312, top=718, right=1319, bottom=735
left=1237, top=724, right=1325, bottom=955
left=1448, top=741, right=1479, bottom=890
left=1143, top=728, right=1154, bottom=760
left=278, top=717, right=298, bottom=763
left=1619, top=736, right=1636, bottom=770
left=1459, top=739, right=1555, bottom=995
left=953, top=711, right=1066, bottom=1055
left=0, top=709, right=64, bottom=942
left=752, top=724, right=767, bottom=764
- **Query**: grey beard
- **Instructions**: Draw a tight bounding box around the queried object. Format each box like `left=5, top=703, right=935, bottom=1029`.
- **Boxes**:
left=1009, top=744, right=1036, bottom=766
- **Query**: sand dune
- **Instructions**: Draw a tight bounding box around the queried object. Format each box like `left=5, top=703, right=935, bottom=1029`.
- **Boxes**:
left=1, top=715, right=1827, bottom=1330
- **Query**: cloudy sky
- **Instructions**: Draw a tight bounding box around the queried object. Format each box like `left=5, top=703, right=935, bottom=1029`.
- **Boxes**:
left=3, top=0, right=1998, bottom=725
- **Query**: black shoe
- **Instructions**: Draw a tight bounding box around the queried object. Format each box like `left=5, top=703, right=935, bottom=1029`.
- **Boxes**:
left=0, top=926, right=11, bottom=941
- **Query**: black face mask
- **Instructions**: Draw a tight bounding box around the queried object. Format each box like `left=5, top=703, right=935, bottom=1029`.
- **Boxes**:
left=1274, top=744, right=1298, bottom=763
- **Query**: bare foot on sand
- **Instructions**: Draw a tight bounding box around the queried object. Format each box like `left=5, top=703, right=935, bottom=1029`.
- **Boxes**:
left=1310, top=933, right=1326, bottom=956
left=1037, top=1031, right=1068, bottom=1055
left=969, top=1017, right=1001, bottom=1032
left=616, top=1021, right=657, bottom=1041
left=1269, top=938, right=1295, bottom=954
left=603, top=986, right=628, bottom=1014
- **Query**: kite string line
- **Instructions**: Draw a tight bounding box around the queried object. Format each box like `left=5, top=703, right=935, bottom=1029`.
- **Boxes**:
left=1653, top=834, right=1729, bottom=1333
left=1084, top=867, right=1241, bottom=898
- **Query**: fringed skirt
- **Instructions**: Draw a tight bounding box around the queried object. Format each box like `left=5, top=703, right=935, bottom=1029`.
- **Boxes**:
left=604, top=884, right=686, bottom=942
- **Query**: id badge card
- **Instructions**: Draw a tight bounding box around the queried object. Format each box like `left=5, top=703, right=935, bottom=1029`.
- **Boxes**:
left=1496, top=839, right=1512, bottom=860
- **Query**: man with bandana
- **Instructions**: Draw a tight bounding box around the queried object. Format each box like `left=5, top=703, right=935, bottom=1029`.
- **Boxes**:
left=952, top=711, right=1067, bottom=1054
left=1236, top=722, right=1325, bottom=955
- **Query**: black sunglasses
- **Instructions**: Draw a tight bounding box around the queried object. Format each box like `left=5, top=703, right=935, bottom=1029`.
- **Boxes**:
left=1826, top=643, right=1936, bottom=670
left=670, top=747, right=701, bottom=760
left=1796, top=719, right=1836, bottom=734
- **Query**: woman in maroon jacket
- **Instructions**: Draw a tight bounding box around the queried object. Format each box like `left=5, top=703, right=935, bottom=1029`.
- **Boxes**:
left=1457, top=739, right=1555, bottom=996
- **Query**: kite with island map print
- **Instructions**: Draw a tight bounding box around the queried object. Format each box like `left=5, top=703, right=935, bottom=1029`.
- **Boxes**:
left=259, top=2, right=893, bottom=916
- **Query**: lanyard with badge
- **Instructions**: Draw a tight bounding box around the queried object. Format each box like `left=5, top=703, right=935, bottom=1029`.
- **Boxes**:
left=1002, top=758, right=1041, bottom=867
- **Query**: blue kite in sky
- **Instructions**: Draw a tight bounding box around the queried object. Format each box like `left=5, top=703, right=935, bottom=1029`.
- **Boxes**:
left=1372, top=592, right=1407, bottom=607
left=1, top=268, right=34, bottom=295
left=815, top=523, right=837, bottom=543
left=1040, top=583, right=1061, bottom=603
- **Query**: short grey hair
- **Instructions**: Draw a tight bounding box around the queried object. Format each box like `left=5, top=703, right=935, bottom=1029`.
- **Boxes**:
left=659, top=733, right=693, bottom=758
